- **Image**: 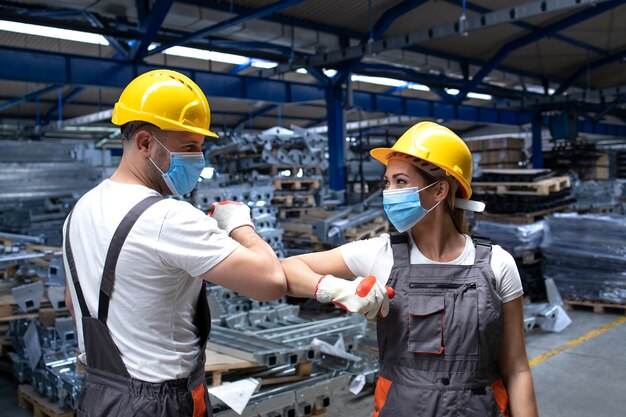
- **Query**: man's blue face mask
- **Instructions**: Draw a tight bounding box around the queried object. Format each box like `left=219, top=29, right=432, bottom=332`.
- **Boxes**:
left=383, top=182, right=441, bottom=232
left=149, top=135, right=205, bottom=196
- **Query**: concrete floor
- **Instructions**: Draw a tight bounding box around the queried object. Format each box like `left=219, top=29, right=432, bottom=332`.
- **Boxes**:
left=0, top=309, right=624, bottom=417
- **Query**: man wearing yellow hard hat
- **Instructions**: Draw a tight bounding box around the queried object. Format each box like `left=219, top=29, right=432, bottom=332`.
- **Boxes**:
left=283, top=121, right=538, bottom=417
left=62, top=70, right=287, bottom=416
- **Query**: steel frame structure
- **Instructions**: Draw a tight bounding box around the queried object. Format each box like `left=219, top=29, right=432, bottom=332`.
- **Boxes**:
left=0, top=0, right=625, bottom=189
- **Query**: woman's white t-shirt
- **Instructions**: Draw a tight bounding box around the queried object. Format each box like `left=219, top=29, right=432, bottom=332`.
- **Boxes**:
left=340, top=233, right=523, bottom=303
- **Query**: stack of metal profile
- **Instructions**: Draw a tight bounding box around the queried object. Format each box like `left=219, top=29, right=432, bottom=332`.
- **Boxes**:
left=0, top=141, right=102, bottom=246
left=8, top=317, right=84, bottom=409
left=208, top=126, right=327, bottom=172
left=194, top=164, right=286, bottom=259
left=205, top=284, right=381, bottom=415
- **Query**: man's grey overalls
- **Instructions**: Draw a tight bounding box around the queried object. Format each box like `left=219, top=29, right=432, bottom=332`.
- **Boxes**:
left=64, top=196, right=213, bottom=417
left=373, top=233, right=510, bottom=417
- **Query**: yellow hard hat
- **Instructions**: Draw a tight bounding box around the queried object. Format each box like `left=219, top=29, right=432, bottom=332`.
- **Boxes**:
left=112, top=69, right=218, bottom=138
left=370, top=121, right=473, bottom=198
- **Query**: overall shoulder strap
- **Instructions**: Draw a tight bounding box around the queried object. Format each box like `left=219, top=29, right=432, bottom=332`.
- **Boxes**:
left=471, top=235, right=493, bottom=266
left=390, top=233, right=410, bottom=267
left=98, top=195, right=163, bottom=323
left=63, top=210, right=91, bottom=318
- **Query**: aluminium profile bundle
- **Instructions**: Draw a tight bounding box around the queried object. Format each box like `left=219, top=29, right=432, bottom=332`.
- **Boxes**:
left=253, top=315, right=367, bottom=347
left=211, top=372, right=350, bottom=417
left=207, top=326, right=315, bottom=368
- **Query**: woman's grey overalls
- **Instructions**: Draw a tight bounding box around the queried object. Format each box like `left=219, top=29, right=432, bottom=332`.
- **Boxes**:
left=373, top=233, right=509, bottom=417
left=64, top=196, right=213, bottom=417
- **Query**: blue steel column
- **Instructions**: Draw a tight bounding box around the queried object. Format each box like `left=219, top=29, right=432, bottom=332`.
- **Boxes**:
left=532, top=112, right=544, bottom=168
left=326, top=85, right=346, bottom=191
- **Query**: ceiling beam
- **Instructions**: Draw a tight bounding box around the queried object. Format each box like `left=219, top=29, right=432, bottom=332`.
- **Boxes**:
left=441, top=0, right=608, bottom=56
left=1, top=45, right=624, bottom=135
left=179, top=0, right=366, bottom=40
left=554, top=47, right=626, bottom=95
left=129, top=0, right=174, bottom=60
left=256, top=0, right=611, bottom=78
left=372, top=0, right=429, bottom=41
left=43, top=86, right=85, bottom=125
left=82, top=12, right=130, bottom=58
left=0, top=84, right=58, bottom=112
left=145, top=0, right=309, bottom=57
left=458, top=0, right=626, bottom=101
left=233, top=104, right=279, bottom=131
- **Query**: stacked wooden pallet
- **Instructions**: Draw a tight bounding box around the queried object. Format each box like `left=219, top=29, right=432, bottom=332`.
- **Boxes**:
left=473, top=169, right=575, bottom=220
left=466, top=137, right=525, bottom=170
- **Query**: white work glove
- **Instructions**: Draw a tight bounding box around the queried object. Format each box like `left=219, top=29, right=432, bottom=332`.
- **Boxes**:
left=208, top=201, right=255, bottom=235
left=315, top=275, right=396, bottom=319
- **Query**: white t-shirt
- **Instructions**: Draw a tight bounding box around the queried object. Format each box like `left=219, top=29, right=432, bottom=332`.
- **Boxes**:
left=62, top=179, right=239, bottom=382
left=341, top=233, right=523, bottom=303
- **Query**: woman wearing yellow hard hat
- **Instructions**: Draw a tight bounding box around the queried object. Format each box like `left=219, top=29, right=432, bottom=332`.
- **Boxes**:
left=282, top=121, right=538, bottom=417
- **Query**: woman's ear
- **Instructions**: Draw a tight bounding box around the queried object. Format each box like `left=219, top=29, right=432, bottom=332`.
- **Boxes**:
left=434, top=180, right=450, bottom=202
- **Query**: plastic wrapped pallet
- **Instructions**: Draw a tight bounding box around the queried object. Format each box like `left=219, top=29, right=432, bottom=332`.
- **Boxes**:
left=472, top=220, right=544, bottom=257
left=572, top=180, right=617, bottom=211
left=541, top=213, right=626, bottom=304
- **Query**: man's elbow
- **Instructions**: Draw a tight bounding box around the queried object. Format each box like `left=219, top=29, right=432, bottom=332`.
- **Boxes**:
left=258, top=265, right=287, bottom=301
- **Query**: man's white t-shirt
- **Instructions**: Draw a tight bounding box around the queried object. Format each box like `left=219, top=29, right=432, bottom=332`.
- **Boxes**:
left=62, top=179, right=239, bottom=382
left=341, top=233, right=523, bottom=303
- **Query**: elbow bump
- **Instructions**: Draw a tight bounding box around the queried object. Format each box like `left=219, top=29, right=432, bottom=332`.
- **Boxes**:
left=260, top=269, right=287, bottom=301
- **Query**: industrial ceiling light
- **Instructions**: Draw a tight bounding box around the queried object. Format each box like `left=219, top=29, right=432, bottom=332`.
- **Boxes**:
left=467, top=92, right=493, bottom=101
left=157, top=45, right=277, bottom=68
left=0, top=20, right=108, bottom=45
left=351, top=74, right=406, bottom=87
left=407, top=83, right=430, bottom=92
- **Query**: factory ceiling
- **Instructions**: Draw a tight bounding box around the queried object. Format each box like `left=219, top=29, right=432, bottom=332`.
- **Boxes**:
left=0, top=0, right=624, bottom=142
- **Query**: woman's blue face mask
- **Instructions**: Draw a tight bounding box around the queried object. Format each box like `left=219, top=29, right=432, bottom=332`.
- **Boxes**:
left=149, top=135, right=205, bottom=196
left=383, top=182, right=440, bottom=232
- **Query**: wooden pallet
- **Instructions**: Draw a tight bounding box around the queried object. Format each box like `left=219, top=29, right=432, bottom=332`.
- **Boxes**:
left=278, top=207, right=335, bottom=220
left=575, top=204, right=615, bottom=214
left=18, top=384, right=74, bottom=417
left=472, top=176, right=571, bottom=196
left=564, top=299, right=626, bottom=315
left=270, top=165, right=321, bottom=177
left=204, top=349, right=263, bottom=387
left=345, top=218, right=389, bottom=241
left=272, top=193, right=316, bottom=208
left=273, top=178, right=321, bottom=191
left=475, top=203, right=573, bottom=224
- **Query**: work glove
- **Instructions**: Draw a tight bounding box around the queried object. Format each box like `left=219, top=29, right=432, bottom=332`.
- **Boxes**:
left=208, top=201, right=255, bottom=235
left=315, top=275, right=396, bottom=319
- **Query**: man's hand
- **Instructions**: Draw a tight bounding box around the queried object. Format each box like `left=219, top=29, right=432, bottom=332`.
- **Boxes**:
left=208, top=201, right=255, bottom=235
left=315, top=275, right=395, bottom=319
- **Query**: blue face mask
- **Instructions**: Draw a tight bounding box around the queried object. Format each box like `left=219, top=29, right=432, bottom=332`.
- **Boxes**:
left=383, top=182, right=440, bottom=232
left=149, top=136, right=205, bottom=196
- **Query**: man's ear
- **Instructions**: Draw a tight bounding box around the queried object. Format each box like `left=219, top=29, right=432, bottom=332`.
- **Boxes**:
left=134, top=128, right=153, bottom=157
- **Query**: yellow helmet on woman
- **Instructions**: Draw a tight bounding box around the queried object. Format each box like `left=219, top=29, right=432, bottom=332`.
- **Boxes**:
left=112, top=69, right=218, bottom=138
left=370, top=121, right=473, bottom=198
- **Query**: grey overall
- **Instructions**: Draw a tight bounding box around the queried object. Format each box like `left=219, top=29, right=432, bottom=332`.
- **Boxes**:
left=64, top=196, right=213, bottom=417
left=373, top=233, right=509, bottom=417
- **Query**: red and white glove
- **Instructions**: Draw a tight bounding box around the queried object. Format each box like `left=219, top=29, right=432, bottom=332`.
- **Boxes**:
left=208, top=201, right=255, bottom=235
left=315, top=275, right=396, bottom=319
